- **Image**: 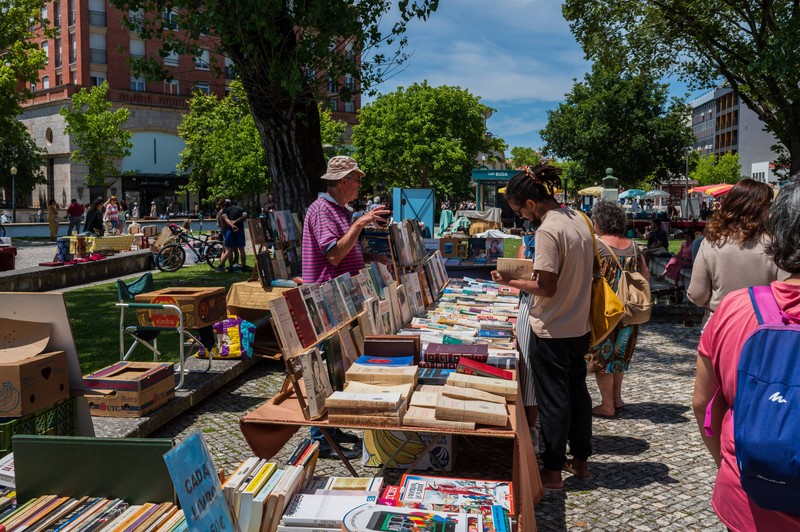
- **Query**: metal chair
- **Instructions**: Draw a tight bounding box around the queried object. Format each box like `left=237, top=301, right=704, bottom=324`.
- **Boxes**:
left=116, top=272, right=211, bottom=389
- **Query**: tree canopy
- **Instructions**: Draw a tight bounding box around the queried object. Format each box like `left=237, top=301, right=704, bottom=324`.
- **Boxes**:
left=111, top=0, right=439, bottom=212
left=540, top=65, right=694, bottom=190
left=351, top=82, right=506, bottom=202
left=691, top=153, right=742, bottom=186
left=508, top=147, right=541, bottom=170
left=562, top=0, right=800, bottom=175
left=60, top=82, right=133, bottom=188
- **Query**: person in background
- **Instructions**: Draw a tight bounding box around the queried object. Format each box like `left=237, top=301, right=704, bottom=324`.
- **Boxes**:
left=658, top=230, right=694, bottom=282
left=103, top=196, right=120, bottom=235
left=193, top=202, right=200, bottom=216
left=302, top=155, right=390, bottom=458
left=83, top=199, right=104, bottom=236
left=215, top=199, right=233, bottom=271
left=222, top=200, right=250, bottom=272
left=118, top=199, right=128, bottom=233
left=687, top=179, right=782, bottom=327
left=699, top=201, right=711, bottom=221
left=149, top=201, right=157, bottom=218
left=368, top=196, right=382, bottom=211
left=667, top=202, right=679, bottom=221
left=585, top=201, right=650, bottom=418
left=692, top=180, right=800, bottom=531
left=490, top=162, right=594, bottom=489
left=643, top=220, right=670, bottom=263
left=66, top=198, right=84, bottom=235
left=47, top=199, right=59, bottom=241
left=130, top=203, right=139, bottom=220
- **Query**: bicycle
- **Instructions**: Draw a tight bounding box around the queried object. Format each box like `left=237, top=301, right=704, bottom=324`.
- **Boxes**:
left=154, top=224, right=224, bottom=272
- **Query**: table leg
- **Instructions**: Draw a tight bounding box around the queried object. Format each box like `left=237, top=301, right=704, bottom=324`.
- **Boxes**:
left=318, top=427, right=360, bottom=477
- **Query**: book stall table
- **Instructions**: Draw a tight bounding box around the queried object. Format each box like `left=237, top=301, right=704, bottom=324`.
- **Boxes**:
left=69, top=235, right=135, bottom=254
left=239, top=382, right=543, bottom=531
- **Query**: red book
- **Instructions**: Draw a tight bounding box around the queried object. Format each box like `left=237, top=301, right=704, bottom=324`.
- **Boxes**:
left=378, top=485, right=402, bottom=507
left=456, top=357, right=513, bottom=380
left=283, top=287, right=318, bottom=348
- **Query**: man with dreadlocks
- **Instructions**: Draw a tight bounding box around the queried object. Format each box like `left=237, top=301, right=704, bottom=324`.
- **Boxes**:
left=491, top=163, right=595, bottom=489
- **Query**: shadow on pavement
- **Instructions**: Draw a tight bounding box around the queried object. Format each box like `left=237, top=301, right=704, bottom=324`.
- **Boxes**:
left=617, top=402, right=690, bottom=424
left=592, top=434, right=650, bottom=456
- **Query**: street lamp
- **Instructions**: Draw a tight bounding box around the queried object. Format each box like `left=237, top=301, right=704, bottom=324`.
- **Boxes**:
left=684, top=148, right=693, bottom=219
left=10, top=167, right=17, bottom=223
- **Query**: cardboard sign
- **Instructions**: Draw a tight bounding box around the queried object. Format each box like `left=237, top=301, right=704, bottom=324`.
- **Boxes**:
left=163, top=430, right=235, bottom=532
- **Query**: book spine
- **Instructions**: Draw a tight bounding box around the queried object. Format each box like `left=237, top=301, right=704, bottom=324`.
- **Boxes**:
left=422, top=353, right=488, bottom=363
left=418, top=361, right=458, bottom=369
left=456, top=359, right=513, bottom=380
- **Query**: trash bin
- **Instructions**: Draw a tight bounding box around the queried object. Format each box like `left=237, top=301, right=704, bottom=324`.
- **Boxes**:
left=0, top=246, right=17, bottom=271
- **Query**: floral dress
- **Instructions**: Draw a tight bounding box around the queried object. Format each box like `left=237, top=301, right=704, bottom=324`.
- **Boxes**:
left=586, top=240, right=642, bottom=374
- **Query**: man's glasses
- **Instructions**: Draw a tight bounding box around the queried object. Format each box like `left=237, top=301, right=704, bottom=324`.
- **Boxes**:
left=512, top=205, right=524, bottom=218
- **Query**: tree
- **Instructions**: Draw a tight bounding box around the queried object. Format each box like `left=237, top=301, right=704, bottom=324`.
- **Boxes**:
left=508, top=147, right=541, bottom=169
left=540, top=65, right=694, bottom=190
left=319, top=106, right=348, bottom=158
left=562, top=0, right=800, bottom=175
left=691, top=153, right=743, bottom=186
left=60, top=82, right=133, bottom=188
left=178, top=80, right=269, bottom=203
left=0, top=119, right=47, bottom=207
left=111, top=0, right=439, bottom=212
left=351, top=82, right=507, bottom=201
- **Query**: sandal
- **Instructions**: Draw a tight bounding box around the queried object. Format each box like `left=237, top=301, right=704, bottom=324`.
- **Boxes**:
left=563, top=459, right=592, bottom=479
left=591, top=406, right=617, bottom=419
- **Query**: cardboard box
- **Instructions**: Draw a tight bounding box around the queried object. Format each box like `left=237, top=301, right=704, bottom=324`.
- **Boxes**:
left=135, top=287, right=226, bottom=329
left=362, top=430, right=456, bottom=472
left=0, top=351, right=69, bottom=417
left=83, top=362, right=175, bottom=418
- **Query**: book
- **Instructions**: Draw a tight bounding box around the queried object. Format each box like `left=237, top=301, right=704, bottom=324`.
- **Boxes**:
left=300, top=284, right=329, bottom=337
left=0, top=452, right=14, bottom=488
left=424, top=343, right=488, bottom=363
left=409, top=391, right=439, bottom=408
left=403, top=405, right=476, bottom=430
left=327, top=402, right=405, bottom=426
left=248, top=468, right=284, bottom=532
left=478, top=330, right=513, bottom=338
left=435, top=395, right=508, bottom=427
left=322, top=333, right=346, bottom=391
left=233, top=459, right=267, bottom=522
left=377, top=299, right=393, bottom=335
left=440, top=384, right=506, bottom=405
left=337, top=327, right=358, bottom=368
left=417, top=367, right=455, bottom=386
left=378, top=485, right=402, bottom=507
left=283, top=287, right=319, bottom=349
left=345, top=363, right=418, bottom=386
left=343, top=381, right=415, bottom=399
left=320, top=281, right=346, bottom=328
left=236, top=462, right=276, bottom=529
left=223, top=457, right=261, bottom=507
left=363, top=335, right=420, bottom=362
left=255, top=252, right=274, bottom=288
left=445, top=372, right=518, bottom=401
left=325, top=391, right=403, bottom=411
left=281, top=493, right=377, bottom=529
left=300, top=348, right=333, bottom=419
left=386, top=282, right=402, bottom=334
left=353, top=355, right=415, bottom=367
left=396, top=284, right=412, bottom=327
left=456, top=358, right=514, bottom=381
left=398, top=474, right=514, bottom=513
left=269, top=298, right=304, bottom=356
left=341, top=504, right=469, bottom=532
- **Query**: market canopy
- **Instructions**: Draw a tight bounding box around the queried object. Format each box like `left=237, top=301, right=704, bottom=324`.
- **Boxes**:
left=689, top=183, right=734, bottom=197
left=644, top=190, right=670, bottom=199
left=619, top=189, right=647, bottom=199
left=577, top=186, right=603, bottom=197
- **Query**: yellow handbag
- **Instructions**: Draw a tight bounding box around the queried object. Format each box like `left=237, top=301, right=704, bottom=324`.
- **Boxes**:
left=580, top=213, right=624, bottom=347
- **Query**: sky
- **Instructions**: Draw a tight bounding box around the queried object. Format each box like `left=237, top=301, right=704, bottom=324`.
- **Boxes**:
left=365, top=0, right=693, bottom=153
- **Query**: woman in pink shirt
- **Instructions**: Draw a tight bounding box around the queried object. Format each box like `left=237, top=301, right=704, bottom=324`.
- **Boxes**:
left=693, top=180, right=800, bottom=531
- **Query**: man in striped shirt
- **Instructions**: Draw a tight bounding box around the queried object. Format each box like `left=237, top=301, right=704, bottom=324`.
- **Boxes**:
left=302, top=155, right=390, bottom=458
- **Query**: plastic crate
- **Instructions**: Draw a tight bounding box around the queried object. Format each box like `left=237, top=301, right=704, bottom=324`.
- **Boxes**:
left=0, top=398, right=76, bottom=457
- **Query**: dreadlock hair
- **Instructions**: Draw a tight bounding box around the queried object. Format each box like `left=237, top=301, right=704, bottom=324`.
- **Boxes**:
left=504, top=162, right=563, bottom=205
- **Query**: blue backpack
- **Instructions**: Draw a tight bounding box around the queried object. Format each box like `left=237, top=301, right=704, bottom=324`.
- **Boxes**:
left=733, top=285, right=800, bottom=513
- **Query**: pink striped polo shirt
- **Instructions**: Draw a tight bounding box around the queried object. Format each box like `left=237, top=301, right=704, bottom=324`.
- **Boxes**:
left=302, top=193, right=365, bottom=284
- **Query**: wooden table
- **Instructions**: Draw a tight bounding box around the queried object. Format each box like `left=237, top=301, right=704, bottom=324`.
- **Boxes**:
left=239, top=387, right=542, bottom=531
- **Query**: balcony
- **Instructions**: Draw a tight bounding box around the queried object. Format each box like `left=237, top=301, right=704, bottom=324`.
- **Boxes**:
left=55, top=55, right=62, bottom=68
left=68, top=11, right=75, bottom=26
left=88, top=10, right=107, bottom=27
left=69, top=51, right=76, bottom=64
left=89, top=48, right=107, bottom=65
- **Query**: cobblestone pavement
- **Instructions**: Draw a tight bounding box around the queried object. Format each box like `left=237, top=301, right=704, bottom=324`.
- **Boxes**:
left=9, top=240, right=58, bottom=269
left=151, top=322, right=724, bottom=531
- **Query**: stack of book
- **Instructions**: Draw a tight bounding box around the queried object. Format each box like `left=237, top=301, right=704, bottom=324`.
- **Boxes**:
left=0, top=496, right=184, bottom=531
left=324, top=390, right=406, bottom=426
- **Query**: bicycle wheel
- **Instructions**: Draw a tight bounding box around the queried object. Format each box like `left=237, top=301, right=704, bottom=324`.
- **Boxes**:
left=205, top=241, right=224, bottom=270
left=155, top=243, right=186, bottom=272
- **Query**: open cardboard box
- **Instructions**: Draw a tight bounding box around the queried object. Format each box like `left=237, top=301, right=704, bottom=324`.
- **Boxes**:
left=83, top=362, right=176, bottom=418
left=0, top=318, right=70, bottom=417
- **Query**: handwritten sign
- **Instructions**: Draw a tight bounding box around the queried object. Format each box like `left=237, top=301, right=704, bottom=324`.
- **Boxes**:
left=163, top=430, right=235, bottom=532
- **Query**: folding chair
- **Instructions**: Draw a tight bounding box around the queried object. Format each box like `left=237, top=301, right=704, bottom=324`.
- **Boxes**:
left=116, top=272, right=211, bottom=389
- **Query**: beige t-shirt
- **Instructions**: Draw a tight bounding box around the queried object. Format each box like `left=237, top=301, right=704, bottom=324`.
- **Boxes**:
left=529, top=208, right=594, bottom=338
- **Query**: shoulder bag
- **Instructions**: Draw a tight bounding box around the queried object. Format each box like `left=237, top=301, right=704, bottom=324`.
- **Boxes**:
left=604, top=241, right=652, bottom=326
left=580, top=213, right=624, bottom=347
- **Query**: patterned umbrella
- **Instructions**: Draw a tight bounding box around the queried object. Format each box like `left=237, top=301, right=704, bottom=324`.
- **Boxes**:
left=577, top=186, right=603, bottom=197
left=689, top=183, right=734, bottom=197
left=644, top=190, right=670, bottom=199
left=619, top=189, right=647, bottom=199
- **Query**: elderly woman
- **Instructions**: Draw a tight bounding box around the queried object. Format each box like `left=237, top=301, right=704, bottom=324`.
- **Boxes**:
left=687, top=179, right=782, bottom=326
left=692, top=180, right=800, bottom=531
left=586, top=201, right=650, bottom=418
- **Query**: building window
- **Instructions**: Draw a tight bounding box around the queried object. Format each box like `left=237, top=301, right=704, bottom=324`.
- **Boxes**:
left=54, top=1, right=61, bottom=28
left=164, top=79, right=180, bottom=95
left=42, top=76, right=50, bottom=90
left=194, top=50, right=210, bottom=71
left=41, top=5, right=48, bottom=22
left=31, top=82, right=37, bottom=92
left=343, top=74, right=355, bottom=92
left=327, top=78, right=337, bottom=93
left=42, top=41, right=49, bottom=64
left=69, top=33, right=77, bottom=63
left=344, top=100, right=354, bottom=113
left=68, top=0, right=75, bottom=26
left=327, top=98, right=337, bottom=112
left=129, top=38, right=145, bottom=60
left=130, top=75, right=146, bottom=92
left=193, top=82, right=210, bottom=95
left=224, top=57, right=235, bottom=79
left=56, top=73, right=63, bottom=86
left=164, top=50, right=179, bottom=66
left=163, top=9, right=179, bottom=30
left=55, top=39, right=62, bottom=67
left=90, top=72, right=106, bottom=86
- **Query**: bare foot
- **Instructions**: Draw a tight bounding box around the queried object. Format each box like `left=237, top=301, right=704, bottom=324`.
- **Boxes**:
left=564, top=458, right=592, bottom=479
left=592, top=405, right=617, bottom=419
left=540, top=468, right=564, bottom=490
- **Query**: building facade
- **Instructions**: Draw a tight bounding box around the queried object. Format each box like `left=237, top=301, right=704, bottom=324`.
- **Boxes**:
left=19, top=0, right=359, bottom=214
left=689, top=87, right=781, bottom=183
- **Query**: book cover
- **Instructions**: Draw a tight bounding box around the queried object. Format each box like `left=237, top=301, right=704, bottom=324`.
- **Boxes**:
left=478, top=330, right=513, bottom=338
left=283, top=287, right=319, bottom=349
left=320, top=282, right=346, bottom=328
left=495, top=258, right=533, bottom=280
left=403, top=405, right=476, bottom=431
left=269, top=298, right=304, bottom=357
left=398, top=474, right=513, bottom=514
left=377, top=299, right=394, bottom=335
left=300, top=348, right=333, bottom=419
left=353, top=355, right=415, bottom=367
left=342, top=504, right=469, bottom=532
left=335, top=275, right=358, bottom=321
left=485, top=238, right=504, bottom=261
left=341, top=272, right=365, bottom=313
left=440, top=384, right=506, bottom=405
left=321, top=333, right=346, bottom=391
left=417, top=368, right=455, bottom=386
left=282, top=493, right=378, bottom=528
left=434, top=395, right=508, bottom=427
left=396, top=284, right=412, bottom=327
left=248, top=469, right=284, bottom=532
left=325, top=391, right=402, bottom=410
left=456, top=358, right=513, bottom=381
left=255, top=252, right=274, bottom=289
left=344, top=364, right=418, bottom=386
left=468, top=239, right=486, bottom=259
left=386, top=282, right=402, bottom=334
left=308, top=283, right=334, bottom=333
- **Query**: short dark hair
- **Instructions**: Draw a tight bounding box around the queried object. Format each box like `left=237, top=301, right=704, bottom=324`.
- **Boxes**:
left=766, top=180, right=800, bottom=274
left=590, top=201, right=627, bottom=237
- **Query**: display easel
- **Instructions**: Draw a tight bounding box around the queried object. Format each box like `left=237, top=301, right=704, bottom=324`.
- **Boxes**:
left=247, top=218, right=277, bottom=284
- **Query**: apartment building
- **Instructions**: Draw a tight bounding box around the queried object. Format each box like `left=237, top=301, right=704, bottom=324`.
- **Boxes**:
left=19, top=0, right=359, bottom=213
left=689, top=87, right=781, bottom=183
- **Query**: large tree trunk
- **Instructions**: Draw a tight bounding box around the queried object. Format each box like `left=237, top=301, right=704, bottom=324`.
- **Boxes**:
left=789, top=131, right=800, bottom=178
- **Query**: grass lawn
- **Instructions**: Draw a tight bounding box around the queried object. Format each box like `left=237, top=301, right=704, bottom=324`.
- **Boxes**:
left=64, top=265, right=251, bottom=375
left=634, top=239, right=683, bottom=255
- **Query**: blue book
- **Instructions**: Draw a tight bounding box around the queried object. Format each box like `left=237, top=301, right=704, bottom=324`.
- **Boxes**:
left=479, top=330, right=512, bottom=338
left=354, top=355, right=415, bottom=367
left=492, top=504, right=508, bottom=532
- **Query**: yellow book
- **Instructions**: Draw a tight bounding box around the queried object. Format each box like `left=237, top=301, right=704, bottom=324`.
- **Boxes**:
left=236, top=462, right=276, bottom=529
